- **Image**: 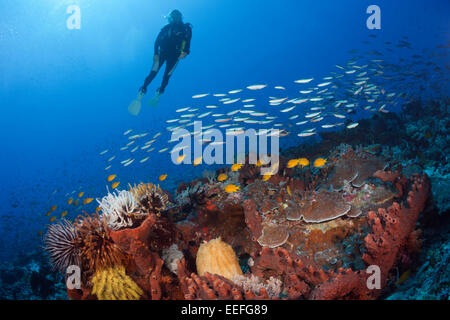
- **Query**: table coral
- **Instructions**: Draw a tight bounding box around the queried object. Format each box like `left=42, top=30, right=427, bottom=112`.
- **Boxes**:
left=257, top=224, right=289, bottom=248
left=324, top=147, right=386, bottom=190
left=286, top=191, right=351, bottom=223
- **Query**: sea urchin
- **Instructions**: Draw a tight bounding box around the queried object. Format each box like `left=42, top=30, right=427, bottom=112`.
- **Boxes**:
left=44, top=219, right=81, bottom=274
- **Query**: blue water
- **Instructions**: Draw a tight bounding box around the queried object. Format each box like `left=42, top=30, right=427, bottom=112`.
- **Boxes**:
left=0, top=0, right=448, bottom=264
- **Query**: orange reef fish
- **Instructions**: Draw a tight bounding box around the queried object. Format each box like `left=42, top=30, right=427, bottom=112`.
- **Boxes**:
left=217, top=173, right=227, bottom=182
left=67, top=198, right=73, bottom=205
left=159, top=174, right=168, bottom=181
left=193, top=156, right=202, bottom=166
left=83, top=198, right=94, bottom=205
left=61, top=211, right=68, bottom=217
left=107, top=174, right=116, bottom=182
left=111, top=182, right=120, bottom=189
left=256, top=159, right=264, bottom=167
left=73, top=199, right=79, bottom=206
left=287, top=159, right=299, bottom=168
left=231, top=163, right=243, bottom=171
left=298, top=158, right=309, bottom=167
left=50, top=205, right=57, bottom=212
left=224, top=184, right=240, bottom=193
left=78, top=192, right=84, bottom=198
left=176, top=155, right=186, bottom=164
left=49, top=216, right=56, bottom=222
left=313, top=158, right=327, bottom=168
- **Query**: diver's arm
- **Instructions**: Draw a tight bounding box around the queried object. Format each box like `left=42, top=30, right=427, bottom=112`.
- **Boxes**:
left=179, top=25, right=192, bottom=59
left=183, top=24, right=192, bottom=55
left=154, top=27, right=165, bottom=55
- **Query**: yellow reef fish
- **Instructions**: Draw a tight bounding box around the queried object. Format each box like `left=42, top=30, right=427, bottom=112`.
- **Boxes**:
left=313, top=158, right=327, bottom=168
left=50, top=205, right=57, bottom=212
left=49, top=216, right=56, bottom=222
left=287, top=159, right=299, bottom=168
left=193, top=156, right=202, bottom=166
left=73, top=199, right=79, bottom=206
left=159, top=174, right=168, bottom=181
left=111, top=181, right=120, bottom=189
left=298, top=158, right=310, bottom=167
left=83, top=198, right=94, bottom=205
left=395, top=270, right=411, bottom=286
left=256, top=159, right=264, bottom=167
left=231, top=163, right=243, bottom=171
left=287, top=186, right=292, bottom=196
left=224, top=184, right=240, bottom=193
left=217, top=173, right=228, bottom=182
left=67, top=198, right=73, bottom=205
left=262, top=173, right=272, bottom=181
left=107, top=174, right=116, bottom=182
left=61, top=211, right=68, bottom=217
left=176, top=154, right=186, bottom=164
left=78, top=192, right=84, bottom=198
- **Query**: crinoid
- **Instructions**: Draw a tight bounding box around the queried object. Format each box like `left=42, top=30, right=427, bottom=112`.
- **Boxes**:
left=91, top=265, right=143, bottom=300
left=130, top=183, right=170, bottom=214
left=176, top=181, right=207, bottom=208
left=44, top=219, right=81, bottom=273
left=74, top=213, right=127, bottom=276
left=97, top=189, right=144, bottom=230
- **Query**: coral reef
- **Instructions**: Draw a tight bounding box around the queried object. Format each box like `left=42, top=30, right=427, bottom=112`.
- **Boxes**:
left=323, top=147, right=387, bottom=190
left=41, top=99, right=450, bottom=300
left=386, top=238, right=450, bottom=300
left=43, top=144, right=432, bottom=300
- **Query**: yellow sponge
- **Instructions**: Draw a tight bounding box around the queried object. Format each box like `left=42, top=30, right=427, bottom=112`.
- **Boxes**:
left=196, top=237, right=243, bottom=281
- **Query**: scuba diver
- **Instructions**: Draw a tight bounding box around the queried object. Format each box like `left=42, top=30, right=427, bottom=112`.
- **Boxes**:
left=139, top=9, right=192, bottom=106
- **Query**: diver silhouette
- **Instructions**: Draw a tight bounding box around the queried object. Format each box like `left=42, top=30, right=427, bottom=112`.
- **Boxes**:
left=139, top=10, right=192, bottom=106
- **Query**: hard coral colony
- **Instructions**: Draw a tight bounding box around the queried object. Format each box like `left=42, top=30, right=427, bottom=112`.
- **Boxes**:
left=43, top=144, right=433, bottom=300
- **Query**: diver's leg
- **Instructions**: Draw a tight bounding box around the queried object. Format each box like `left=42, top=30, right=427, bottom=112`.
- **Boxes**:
left=141, top=55, right=165, bottom=93
left=158, top=55, right=179, bottom=94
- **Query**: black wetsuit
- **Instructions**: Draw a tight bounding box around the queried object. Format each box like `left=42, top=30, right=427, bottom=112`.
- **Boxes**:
left=141, top=22, right=192, bottom=94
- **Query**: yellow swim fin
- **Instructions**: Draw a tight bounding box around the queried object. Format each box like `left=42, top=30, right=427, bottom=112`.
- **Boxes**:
left=128, top=92, right=144, bottom=116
